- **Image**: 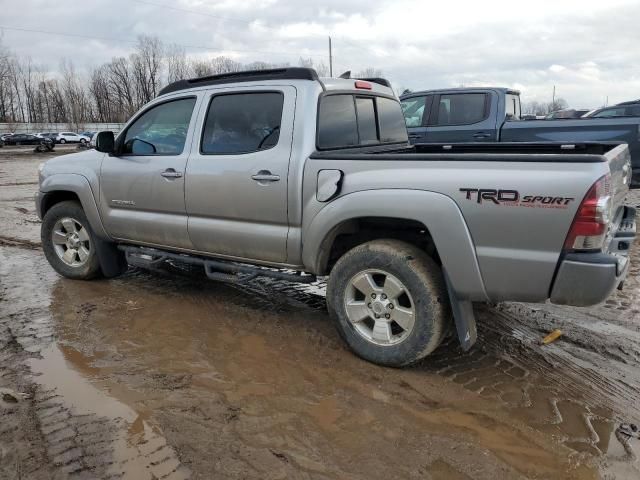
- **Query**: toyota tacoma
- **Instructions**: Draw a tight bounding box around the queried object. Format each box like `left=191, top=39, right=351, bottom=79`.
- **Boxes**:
left=36, top=68, right=636, bottom=367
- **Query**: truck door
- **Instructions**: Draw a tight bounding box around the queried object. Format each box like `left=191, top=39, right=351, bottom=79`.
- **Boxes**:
left=425, top=92, right=497, bottom=142
left=400, top=95, right=433, bottom=143
left=99, top=96, right=199, bottom=249
left=185, top=86, right=295, bottom=263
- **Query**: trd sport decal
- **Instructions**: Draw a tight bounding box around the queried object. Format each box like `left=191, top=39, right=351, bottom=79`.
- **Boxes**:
left=459, top=188, right=575, bottom=209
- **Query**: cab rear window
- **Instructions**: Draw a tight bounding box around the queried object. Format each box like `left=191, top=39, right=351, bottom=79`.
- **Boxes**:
left=317, top=94, right=408, bottom=150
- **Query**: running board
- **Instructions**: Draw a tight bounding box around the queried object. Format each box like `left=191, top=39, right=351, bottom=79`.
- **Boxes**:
left=118, top=245, right=317, bottom=284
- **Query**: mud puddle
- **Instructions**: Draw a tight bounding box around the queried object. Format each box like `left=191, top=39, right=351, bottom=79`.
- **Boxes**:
left=3, top=247, right=640, bottom=478
left=30, top=343, right=189, bottom=479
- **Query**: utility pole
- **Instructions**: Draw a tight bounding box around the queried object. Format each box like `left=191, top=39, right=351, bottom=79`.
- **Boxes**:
left=328, top=36, right=333, bottom=77
left=552, top=85, right=556, bottom=107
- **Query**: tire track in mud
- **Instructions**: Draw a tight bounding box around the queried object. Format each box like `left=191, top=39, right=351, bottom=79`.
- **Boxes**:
left=165, top=266, right=640, bottom=472
left=0, top=247, right=190, bottom=480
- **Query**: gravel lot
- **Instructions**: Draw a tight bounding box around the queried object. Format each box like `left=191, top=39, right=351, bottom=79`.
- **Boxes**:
left=1, top=147, right=639, bottom=479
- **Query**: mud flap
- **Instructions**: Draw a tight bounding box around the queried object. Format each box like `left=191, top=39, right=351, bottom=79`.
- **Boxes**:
left=444, top=271, right=477, bottom=351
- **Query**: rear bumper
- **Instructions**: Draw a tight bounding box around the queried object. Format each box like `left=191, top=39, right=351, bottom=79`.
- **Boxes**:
left=550, top=206, right=636, bottom=306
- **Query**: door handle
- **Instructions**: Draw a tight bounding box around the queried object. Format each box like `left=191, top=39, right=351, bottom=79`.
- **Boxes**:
left=161, top=168, right=183, bottom=178
left=408, top=134, right=422, bottom=139
left=472, top=132, right=491, bottom=139
left=251, top=170, right=280, bottom=182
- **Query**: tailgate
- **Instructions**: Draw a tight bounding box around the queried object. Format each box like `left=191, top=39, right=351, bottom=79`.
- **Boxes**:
left=605, top=143, right=632, bottom=224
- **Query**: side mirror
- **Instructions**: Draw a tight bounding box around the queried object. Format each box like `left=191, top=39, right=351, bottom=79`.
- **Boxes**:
left=95, top=131, right=115, bottom=153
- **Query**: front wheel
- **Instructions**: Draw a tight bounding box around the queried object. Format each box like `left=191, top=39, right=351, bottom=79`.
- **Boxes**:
left=41, top=201, right=101, bottom=279
left=327, top=239, right=450, bottom=367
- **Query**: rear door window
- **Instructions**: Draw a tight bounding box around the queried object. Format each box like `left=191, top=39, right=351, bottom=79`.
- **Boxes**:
left=201, top=92, right=284, bottom=154
left=434, top=93, right=487, bottom=125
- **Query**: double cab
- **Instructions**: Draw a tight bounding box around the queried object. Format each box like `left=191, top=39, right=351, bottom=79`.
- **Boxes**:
left=36, top=69, right=636, bottom=366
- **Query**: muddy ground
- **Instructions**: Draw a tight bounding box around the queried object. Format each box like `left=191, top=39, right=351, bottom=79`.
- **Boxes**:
left=1, top=147, right=639, bottom=479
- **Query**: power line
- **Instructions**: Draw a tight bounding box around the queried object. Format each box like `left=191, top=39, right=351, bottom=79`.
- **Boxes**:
left=130, top=0, right=259, bottom=26
left=0, top=25, right=328, bottom=59
left=127, top=0, right=373, bottom=69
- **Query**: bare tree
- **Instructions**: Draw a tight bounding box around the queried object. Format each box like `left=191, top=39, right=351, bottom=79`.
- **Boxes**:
left=107, top=57, right=136, bottom=120
left=130, top=35, right=163, bottom=106
left=166, top=44, right=189, bottom=83
left=355, top=67, right=383, bottom=78
left=522, top=98, right=570, bottom=116
left=298, top=57, right=329, bottom=76
left=190, top=59, right=213, bottom=77
left=61, top=59, right=92, bottom=129
left=548, top=98, right=568, bottom=113
left=210, top=56, right=243, bottom=74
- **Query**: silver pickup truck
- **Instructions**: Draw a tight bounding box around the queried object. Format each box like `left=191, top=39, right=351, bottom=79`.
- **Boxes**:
left=36, top=68, right=636, bottom=367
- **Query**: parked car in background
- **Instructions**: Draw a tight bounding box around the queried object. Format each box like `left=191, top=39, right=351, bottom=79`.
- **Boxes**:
left=400, top=87, right=640, bottom=185
left=36, top=132, right=59, bottom=141
left=80, top=131, right=96, bottom=139
left=56, top=132, right=90, bottom=144
left=4, top=133, right=45, bottom=145
left=583, top=103, right=640, bottom=118
left=1, top=133, right=14, bottom=141
left=545, top=109, right=590, bottom=119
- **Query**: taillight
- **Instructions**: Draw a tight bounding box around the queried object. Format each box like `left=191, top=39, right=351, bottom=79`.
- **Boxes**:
left=564, top=174, right=612, bottom=251
left=354, top=80, right=372, bottom=90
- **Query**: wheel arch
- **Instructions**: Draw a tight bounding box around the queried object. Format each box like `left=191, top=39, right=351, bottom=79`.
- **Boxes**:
left=39, top=174, right=110, bottom=240
left=302, top=189, right=488, bottom=302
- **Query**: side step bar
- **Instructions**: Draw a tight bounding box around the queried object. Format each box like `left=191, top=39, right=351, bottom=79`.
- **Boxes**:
left=117, top=245, right=317, bottom=284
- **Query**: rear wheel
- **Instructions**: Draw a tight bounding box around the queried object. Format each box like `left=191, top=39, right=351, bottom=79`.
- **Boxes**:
left=327, top=239, right=450, bottom=367
left=59, top=138, right=66, bottom=144
left=42, top=201, right=101, bottom=279
left=80, top=138, right=86, bottom=144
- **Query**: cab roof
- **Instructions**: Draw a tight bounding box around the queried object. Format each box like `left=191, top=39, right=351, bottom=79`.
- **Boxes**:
left=158, top=67, right=395, bottom=97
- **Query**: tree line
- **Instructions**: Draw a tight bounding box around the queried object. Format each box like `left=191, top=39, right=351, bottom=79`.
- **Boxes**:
left=0, top=35, right=380, bottom=128
left=521, top=98, right=569, bottom=116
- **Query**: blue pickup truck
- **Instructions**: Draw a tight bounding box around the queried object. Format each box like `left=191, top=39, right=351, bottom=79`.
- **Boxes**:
left=400, top=88, right=640, bottom=185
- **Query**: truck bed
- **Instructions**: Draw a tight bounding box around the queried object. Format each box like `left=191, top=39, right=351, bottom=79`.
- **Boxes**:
left=305, top=142, right=630, bottom=303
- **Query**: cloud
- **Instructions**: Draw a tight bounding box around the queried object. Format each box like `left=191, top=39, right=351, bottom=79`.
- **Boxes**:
left=1, top=0, right=639, bottom=107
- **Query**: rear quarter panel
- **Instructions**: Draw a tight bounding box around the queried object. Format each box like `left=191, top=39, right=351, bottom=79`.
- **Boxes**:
left=302, top=156, right=610, bottom=302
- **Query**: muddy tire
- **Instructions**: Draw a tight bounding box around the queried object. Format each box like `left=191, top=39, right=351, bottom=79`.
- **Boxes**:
left=327, top=239, right=450, bottom=367
left=41, top=201, right=101, bottom=280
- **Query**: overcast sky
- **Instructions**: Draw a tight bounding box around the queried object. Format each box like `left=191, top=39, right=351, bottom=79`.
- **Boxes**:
left=1, top=0, right=639, bottom=107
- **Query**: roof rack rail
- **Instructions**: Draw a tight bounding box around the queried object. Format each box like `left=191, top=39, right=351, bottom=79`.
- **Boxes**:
left=357, top=77, right=392, bottom=88
left=158, top=67, right=319, bottom=96
left=616, top=99, right=640, bottom=106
